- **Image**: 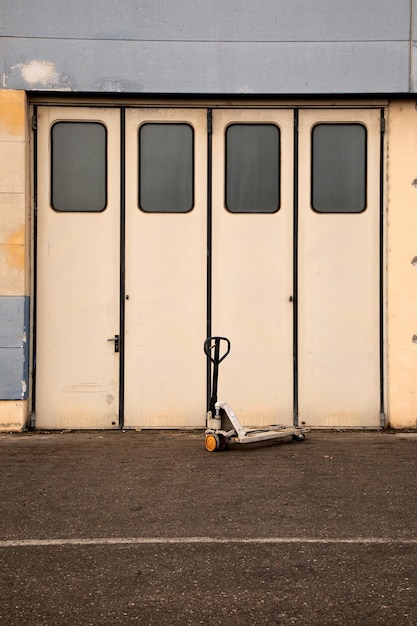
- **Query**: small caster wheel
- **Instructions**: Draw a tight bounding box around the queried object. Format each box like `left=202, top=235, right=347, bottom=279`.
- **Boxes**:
left=218, top=434, right=229, bottom=451
left=205, top=433, right=220, bottom=452
left=292, top=432, right=305, bottom=442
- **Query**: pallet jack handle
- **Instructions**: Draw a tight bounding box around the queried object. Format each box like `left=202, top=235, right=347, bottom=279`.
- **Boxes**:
left=204, top=336, right=231, bottom=415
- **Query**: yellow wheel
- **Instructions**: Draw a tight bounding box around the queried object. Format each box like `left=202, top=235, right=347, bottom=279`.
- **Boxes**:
left=205, top=433, right=220, bottom=452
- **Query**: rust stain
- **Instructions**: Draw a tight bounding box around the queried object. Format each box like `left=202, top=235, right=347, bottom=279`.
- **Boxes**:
left=5, top=225, right=25, bottom=246
left=4, top=245, right=24, bottom=271
left=0, top=91, right=25, bottom=139
left=4, top=225, right=25, bottom=270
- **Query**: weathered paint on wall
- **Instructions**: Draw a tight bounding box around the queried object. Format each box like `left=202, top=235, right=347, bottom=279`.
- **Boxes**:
left=387, top=99, right=417, bottom=428
left=0, top=0, right=414, bottom=94
left=1, top=40, right=410, bottom=95
left=0, top=90, right=25, bottom=136
left=0, top=295, right=30, bottom=429
left=0, top=90, right=27, bottom=296
left=0, top=401, right=28, bottom=432
left=0, top=90, right=29, bottom=430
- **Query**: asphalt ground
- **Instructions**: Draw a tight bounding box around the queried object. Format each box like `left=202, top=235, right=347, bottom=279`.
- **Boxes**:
left=0, top=429, right=416, bottom=625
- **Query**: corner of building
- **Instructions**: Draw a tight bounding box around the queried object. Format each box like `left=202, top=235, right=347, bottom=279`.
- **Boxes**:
left=386, top=98, right=417, bottom=429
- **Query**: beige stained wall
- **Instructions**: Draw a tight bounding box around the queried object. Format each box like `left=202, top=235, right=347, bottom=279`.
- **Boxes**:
left=387, top=99, right=417, bottom=428
left=0, top=89, right=29, bottom=430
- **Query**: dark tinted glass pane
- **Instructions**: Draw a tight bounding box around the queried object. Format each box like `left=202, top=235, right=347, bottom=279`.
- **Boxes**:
left=51, top=122, right=107, bottom=212
left=312, top=124, right=367, bottom=213
left=226, top=124, right=280, bottom=213
left=139, top=124, right=194, bottom=213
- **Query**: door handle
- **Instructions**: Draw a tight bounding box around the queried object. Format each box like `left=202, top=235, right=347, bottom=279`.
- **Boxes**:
left=107, top=334, right=120, bottom=353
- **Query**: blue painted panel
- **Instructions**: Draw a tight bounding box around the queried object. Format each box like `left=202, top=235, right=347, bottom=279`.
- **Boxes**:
left=0, top=0, right=410, bottom=42
left=0, top=348, right=27, bottom=400
left=0, top=296, right=26, bottom=347
left=0, top=39, right=410, bottom=94
left=0, top=297, right=30, bottom=400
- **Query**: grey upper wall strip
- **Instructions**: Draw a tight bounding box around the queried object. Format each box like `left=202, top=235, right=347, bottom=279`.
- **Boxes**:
left=0, top=0, right=411, bottom=42
left=0, top=39, right=409, bottom=94
left=412, top=0, right=417, bottom=39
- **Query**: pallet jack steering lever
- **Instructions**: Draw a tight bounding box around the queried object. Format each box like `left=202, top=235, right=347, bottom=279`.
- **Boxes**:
left=204, top=336, right=230, bottom=415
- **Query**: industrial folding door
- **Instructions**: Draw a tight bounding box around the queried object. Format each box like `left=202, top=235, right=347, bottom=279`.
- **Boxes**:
left=36, top=107, right=121, bottom=428
left=124, top=108, right=207, bottom=428
left=297, top=109, right=381, bottom=427
left=36, top=106, right=206, bottom=429
left=211, top=109, right=294, bottom=426
left=35, top=105, right=381, bottom=429
left=211, top=107, right=381, bottom=428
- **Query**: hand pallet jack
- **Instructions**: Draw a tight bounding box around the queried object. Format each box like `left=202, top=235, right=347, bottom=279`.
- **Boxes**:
left=204, top=336, right=308, bottom=452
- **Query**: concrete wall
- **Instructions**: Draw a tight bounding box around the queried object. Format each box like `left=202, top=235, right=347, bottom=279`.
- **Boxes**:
left=0, top=90, right=30, bottom=430
left=0, top=0, right=414, bottom=94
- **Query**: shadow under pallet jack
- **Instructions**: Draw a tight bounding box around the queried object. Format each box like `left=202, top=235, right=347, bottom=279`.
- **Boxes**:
left=204, top=336, right=308, bottom=452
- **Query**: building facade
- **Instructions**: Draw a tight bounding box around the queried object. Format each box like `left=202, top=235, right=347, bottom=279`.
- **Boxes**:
left=1, top=0, right=417, bottom=430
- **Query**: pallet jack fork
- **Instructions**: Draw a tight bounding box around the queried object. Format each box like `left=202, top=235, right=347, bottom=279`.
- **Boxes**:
left=204, top=336, right=308, bottom=452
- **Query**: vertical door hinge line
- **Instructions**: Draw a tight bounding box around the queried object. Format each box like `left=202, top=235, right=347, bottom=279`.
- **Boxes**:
left=207, top=109, right=212, bottom=135
left=379, top=107, right=385, bottom=419
left=206, top=108, right=213, bottom=411
left=119, top=106, right=126, bottom=429
left=293, top=108, right=299, bottom=427
left=31, top=104, right=39, bottom=422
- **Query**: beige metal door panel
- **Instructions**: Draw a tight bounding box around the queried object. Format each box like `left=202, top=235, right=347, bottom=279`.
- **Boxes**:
left=36, top=107, right=120, bottom=428
left=298, top=109, right=381, bottom=427
left=212, top=109, right=294, bottom=426
left=124, top=108, right=207, bottom=428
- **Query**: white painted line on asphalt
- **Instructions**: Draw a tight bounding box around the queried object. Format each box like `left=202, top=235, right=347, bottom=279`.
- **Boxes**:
left=1, top=537, right=417, bottom=547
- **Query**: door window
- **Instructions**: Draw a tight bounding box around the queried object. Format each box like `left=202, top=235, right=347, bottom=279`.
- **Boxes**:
left=311, top=123, right=367, bottom=213
left=51, top=122, right=107, bottom=212
left=138, top=123, right=194, bottom=213
left=225, top=124, right=280, bottom=213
